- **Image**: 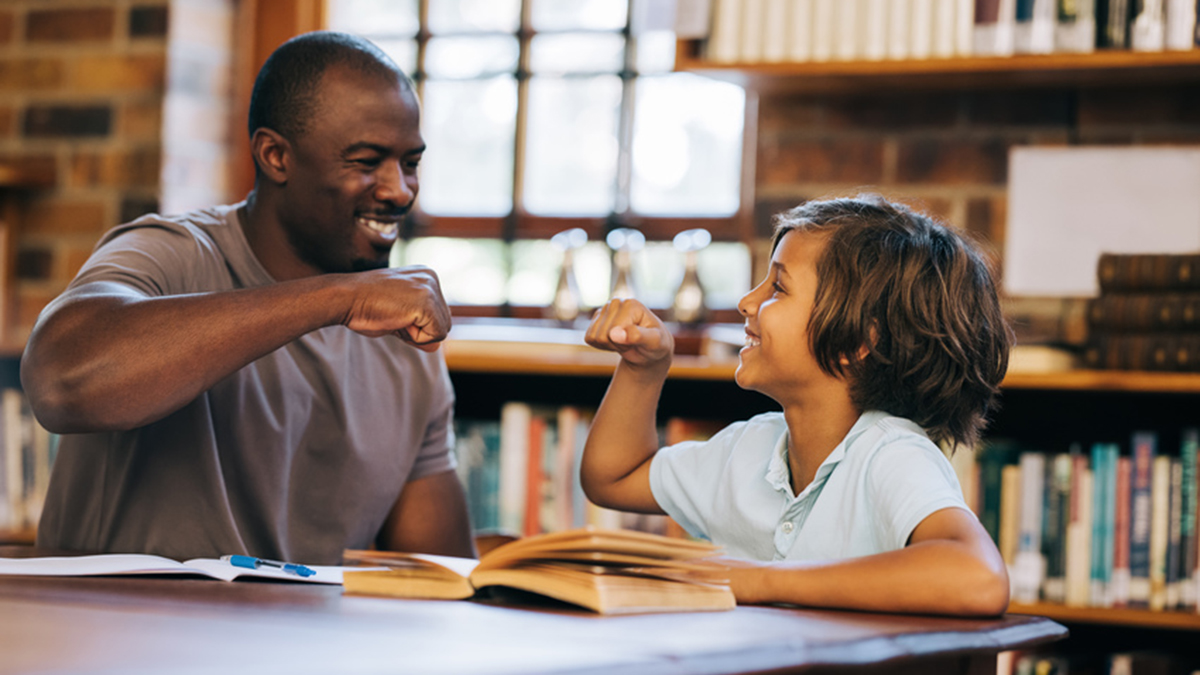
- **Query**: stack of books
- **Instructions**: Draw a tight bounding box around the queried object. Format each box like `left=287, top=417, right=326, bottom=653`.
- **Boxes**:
left=1083, top=253, right=1200, bottom=372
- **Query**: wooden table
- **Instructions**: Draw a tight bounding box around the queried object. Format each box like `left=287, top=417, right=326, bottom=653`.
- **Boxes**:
left=0, top=572, right=1064, bottom=675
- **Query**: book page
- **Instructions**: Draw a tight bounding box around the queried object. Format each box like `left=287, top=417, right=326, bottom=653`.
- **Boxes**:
left=0, top=554, right=351, bottom=584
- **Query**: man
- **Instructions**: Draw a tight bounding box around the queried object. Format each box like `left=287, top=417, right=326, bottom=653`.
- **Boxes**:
left=22, top=32, right=475, bottom=564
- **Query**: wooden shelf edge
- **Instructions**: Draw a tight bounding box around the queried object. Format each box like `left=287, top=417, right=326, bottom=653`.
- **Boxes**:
left=675, top=47, right=1200, bottom=93
left=1008, top=602, right=1200, bottom=631
left=0, top=529, right=35, bottom=545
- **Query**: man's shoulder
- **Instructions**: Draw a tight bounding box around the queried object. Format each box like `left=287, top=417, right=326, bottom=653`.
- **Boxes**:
left=99, top=203, right=241, bottom=250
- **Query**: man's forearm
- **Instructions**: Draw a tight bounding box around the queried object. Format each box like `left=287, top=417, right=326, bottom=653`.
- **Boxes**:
left=22, top=276, right=352, bottom=433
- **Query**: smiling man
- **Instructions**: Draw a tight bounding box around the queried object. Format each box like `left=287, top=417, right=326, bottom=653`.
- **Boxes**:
left=21, top=32, right=475, bottom=564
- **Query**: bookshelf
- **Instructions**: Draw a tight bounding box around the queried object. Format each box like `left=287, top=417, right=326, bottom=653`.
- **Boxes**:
left=674, top=43, right=1200, bottom=94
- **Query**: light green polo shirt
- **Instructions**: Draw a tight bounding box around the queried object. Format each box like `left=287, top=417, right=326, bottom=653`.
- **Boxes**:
left=649, top=410, right=971, bottom=561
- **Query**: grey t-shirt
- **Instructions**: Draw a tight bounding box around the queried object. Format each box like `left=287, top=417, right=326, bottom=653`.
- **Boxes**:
left=36, top=203, right=456, bottom=564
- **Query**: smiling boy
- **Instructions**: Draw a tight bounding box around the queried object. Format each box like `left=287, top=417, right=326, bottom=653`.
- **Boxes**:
left=582, top=195, right=1012, bottom=616
left=24, top=33, right=474, bottom=564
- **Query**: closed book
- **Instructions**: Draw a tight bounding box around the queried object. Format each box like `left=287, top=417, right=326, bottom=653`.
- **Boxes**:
left=1165, top=458, right=1183, bottom=609
left=957, top=0, right=977, bottom=53
left=1112, top=455, right=1133, bottom=607
left=1015, top=0, right=1058, bottom=51
left=911, top=0, right=936, bottom=57
left=1097, top=0, right=1133, bottom=47
left=1164, top=0, right=1197, bottom=47
left=1065, top=458, right=1093, bottom=606
left=1148, top=455, right=1171, bottom=610
left=974, top=0, right=1018, bottom=54
left=343, top=527, right=737, bottom=615
left=1013, top=452, right=1047, bottom=603
left=498, top=402, right=533, bottom=536
left=863, top=0, right=890, bottom=61
left=1181, top=428, right=1198, bottom=610
left=1083, top=333, right=1200, bottom=372
left=456, top=420, right=502, bottom=533
left=934, top=0, right=960, bottom=56
left=979, top=440, right=1021, bottom=543
left=889, top=0, right=914, bottom=58
left=1042, top=453, right=1073, bottom=603
left=1091, top=443, right=1119, bottom=607
left=739, top=0, right=767, bottom=62
left=1086, top=293, right=1200, bottom=332
left=834, top=0, right=862, bottom=60
left=762, top=0, right=790, bottom=61
left=1128, top=432, right=1156, bottom=607
left=707, top=0, right=742, bottom=62
left=811, top=0, right=836, bottom=60
left=1098, top=253, right=1200, bottom=293
left=1130, top=0, right=1167, bottom=49
left=1056, top=0, right=1097, bottom=51
left=1000, top=464, right=1023, bottom=570
left=788, top=0, right=815, bottom=61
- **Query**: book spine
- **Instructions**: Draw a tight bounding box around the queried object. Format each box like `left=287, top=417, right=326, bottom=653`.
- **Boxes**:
left=1056, top=0, right=1098, bottom=51
left=707, top=0, right=743, bottom=62
left=1013, top=452, right=1046, bottom=603
left=1086, top=293, right=1200, bottom=332
left=762, top=0, right=790, bottom=62
left=1091, top=443, right=1118, bottom=606
left=933, top=0, right=960, bottom=56
left=811, top=0, right=836, bottom=61
left=1084, top=333, right=1200, bottom=372
left=1066, top=459, right=1094, bottom=606
left=1112, top=455, right=1133, bottom=607
left=525, top=413, right=547, bottom=537
left=1129, top=431, right=1156, bottom=607
left=1042, top=453, right=1072, bottom=603
left=833, top=0, right=861, bottom=60
left=1181, top=428, right=1198, bottom=610
left=1000, top=463, right=1022, bottom=571
left=974, top=0, right=1017, bottom=54
left=788, top=0, right=815, bottom=61
left=1166, top=457, right=1183, bottom=609
left=862, top=0, right=890, bottom=61
left=1098, top=0, right=1133, bottom=47
left=2, top=389, right=24, bottom=531
left=1131, top=0, right=1167, bottom=50
left=911, top=0, right=936, bottom=57
left=889, top=0, right=914, bottom=58
left=498, top=402, right=532, bottom=536
left=1165, top=0, right=1197, bottom=48
left=1149, top=454, right=1171, bottom=610
left=739, top=0, right=767, bottom=62
left=957, top=0, right=977, bottom=53
left=1097, top=253, right=1200, bottom=293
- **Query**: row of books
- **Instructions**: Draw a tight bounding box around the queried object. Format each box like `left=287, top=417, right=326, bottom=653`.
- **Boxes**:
left=453, top=402, right=726, bottom=539
left=705, top=0, right=1199, bottom=65
left=1084, top=253, right=1200, bottom=371
left=1002, top=648, right=1194, bottom=675
left=972, top=431, right=1199, bottom=613
left=0, top=388, right=56, bottom=534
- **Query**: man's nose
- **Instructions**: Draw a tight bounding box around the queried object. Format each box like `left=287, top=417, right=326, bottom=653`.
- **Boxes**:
left=375, top=160, right=414, bottom=207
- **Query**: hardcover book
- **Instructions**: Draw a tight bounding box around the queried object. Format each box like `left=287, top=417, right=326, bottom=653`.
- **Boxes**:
left=1128, top=432, right=1156, bottom=607
left=341, top=527, right=736, bottom=615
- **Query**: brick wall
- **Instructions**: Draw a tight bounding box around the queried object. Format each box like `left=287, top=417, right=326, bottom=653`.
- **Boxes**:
left=753, top=84, right=1200, bottom=342
left=0, top=0, right=232, bottom=344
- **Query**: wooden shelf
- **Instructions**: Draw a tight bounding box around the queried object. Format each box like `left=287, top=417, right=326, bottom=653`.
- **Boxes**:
left=1009, top=602, right=1200, bottom=631
left=674, top=47, right=1200, bottom=94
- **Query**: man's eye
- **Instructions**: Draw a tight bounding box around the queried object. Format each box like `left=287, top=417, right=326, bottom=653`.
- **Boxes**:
left=352, top=157, right=381, bottom=167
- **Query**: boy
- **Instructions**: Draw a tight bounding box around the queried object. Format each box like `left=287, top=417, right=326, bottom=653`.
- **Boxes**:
left=581, top=195, right=1012, bottom=616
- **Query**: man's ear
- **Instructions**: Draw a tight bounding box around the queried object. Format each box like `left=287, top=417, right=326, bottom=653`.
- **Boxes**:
left=251, top=128, right=291, bottom=185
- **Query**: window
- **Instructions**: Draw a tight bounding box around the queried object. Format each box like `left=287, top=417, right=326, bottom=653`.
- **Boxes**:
left=326, top=0, right=748, bottom=316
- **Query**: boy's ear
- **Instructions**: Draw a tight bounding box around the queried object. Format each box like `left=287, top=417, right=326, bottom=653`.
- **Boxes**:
left=837, top=323, right=877, bottom=366
left=251, top=128, right=291, bottom=185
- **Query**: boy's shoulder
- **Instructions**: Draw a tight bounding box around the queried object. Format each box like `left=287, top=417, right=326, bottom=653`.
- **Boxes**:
left=851, top=412, right=941, bottom=457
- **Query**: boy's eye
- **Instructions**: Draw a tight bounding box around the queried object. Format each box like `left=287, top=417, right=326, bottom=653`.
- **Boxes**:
left=772, top=281, right=785, bottom=294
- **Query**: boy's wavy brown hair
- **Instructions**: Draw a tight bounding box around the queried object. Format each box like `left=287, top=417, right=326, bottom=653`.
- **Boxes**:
left=772, top=195, right=1012, bottom=448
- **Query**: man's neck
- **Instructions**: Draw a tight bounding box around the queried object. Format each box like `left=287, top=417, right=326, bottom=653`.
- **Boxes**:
left=239, top=190, right=315, bottom=282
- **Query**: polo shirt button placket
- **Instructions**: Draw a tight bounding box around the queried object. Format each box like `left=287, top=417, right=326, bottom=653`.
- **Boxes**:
left=781, top=521, right=795, bottom=535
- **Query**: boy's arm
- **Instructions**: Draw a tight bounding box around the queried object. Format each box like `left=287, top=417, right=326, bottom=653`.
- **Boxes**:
left=580, top=299, right=673, bottom=514
left=719, top=507, right=1010, bottom=617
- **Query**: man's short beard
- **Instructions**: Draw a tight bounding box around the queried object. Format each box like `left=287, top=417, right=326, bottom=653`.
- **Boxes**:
left=351, top=256, right=390, bottom=272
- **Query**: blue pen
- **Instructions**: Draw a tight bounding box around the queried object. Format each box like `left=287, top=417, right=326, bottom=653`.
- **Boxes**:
left=222, top=554, right=316, bottom=578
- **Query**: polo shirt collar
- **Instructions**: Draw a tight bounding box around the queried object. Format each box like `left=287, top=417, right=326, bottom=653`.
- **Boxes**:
left=764, top=410, right=891, bottom=497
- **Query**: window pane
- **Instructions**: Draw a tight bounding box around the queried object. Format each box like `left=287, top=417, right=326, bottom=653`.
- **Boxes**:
left=698, top=242, right=751, bottom=309
left=633, top=242, right=682, bottom=309
left=524, top=76, right=622, bottom=215
left=631, top=73, right=745, bottom=215
left=428, top=0, right=520, bottom=33
left=531, top=0, right=627, bottom=31
left=426, top=36, right=519, bottom=78
left=401, top=238, right=508, bottom=305
left=635, top=30, right=676, bottom=74
left=420, top=78, right=517, bottom=216
left=574, top=242, right=612, bottom=307
left=327, top=0, right=418, bottom=36
left=530, top=33, right=625, bottom=74
left=509, top=240, right=559, bottom=306
left=373, top=39, right=418, bottom=75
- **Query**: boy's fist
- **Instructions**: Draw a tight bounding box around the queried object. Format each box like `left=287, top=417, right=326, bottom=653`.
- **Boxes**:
left=585, top=298, right=674, bottom=368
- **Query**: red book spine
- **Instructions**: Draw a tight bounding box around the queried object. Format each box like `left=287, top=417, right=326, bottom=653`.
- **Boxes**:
left=524, top=415, right=546, bottom=538
left=1113, top=456, right=1133, bottom=607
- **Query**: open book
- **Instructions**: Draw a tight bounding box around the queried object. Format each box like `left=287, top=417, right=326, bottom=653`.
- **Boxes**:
left=0, top=553, right=349, bottom=584
left=342, top=526, right=736, bottom=615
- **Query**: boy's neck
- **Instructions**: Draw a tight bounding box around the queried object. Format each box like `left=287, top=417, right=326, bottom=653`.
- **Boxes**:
left=782, top=390, right=862, bottom=496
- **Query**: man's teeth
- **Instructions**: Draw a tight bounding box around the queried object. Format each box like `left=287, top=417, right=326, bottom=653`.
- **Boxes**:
left=360, top=218, right=397, bottom=235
